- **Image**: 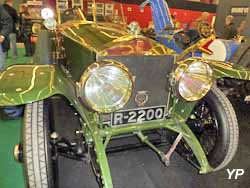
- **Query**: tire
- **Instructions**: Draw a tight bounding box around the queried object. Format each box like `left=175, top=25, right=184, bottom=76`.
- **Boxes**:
left=188, top=86, right=239, bottom=171
left=23, top=100, right=55, bottom=188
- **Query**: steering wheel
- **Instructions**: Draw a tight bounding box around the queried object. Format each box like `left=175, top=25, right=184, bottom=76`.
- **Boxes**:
left=197, top=22, right=212, bottom=38
left=61, top=8, right=83, bottom=23
left=173, top=31, right=191, bottom=49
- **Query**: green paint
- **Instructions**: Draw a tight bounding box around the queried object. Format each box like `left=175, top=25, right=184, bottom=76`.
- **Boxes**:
left=137, top=131, right=165, bottom=157
left=190, top=57, right=250, bottom=80
left=64, top=37, right=96, bottom=81
left=0, top=64, right=81, bottom=107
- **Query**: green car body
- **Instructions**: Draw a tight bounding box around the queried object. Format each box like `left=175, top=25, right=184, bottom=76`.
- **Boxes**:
left=1, top=9, right=250, bottom=188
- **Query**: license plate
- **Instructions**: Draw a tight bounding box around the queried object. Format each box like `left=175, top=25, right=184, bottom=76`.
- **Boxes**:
left=111, top=106, right=166, bottom=126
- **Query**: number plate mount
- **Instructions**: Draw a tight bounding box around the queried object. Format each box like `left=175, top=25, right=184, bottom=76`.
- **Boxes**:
left=111, top=106, right=166, bottom=126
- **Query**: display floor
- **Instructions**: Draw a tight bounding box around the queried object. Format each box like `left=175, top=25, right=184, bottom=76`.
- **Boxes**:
left=6, top=48, right=31, bottom=66
left=0, top=119, right=24, bottom=188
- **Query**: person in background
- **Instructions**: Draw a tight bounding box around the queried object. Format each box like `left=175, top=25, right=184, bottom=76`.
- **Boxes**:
left=189, top=12, right=210, bottom=30
left=141, top=21, right=155, bottom=39
left=19, top=4, right=33, bottom=56
left=3, top=0, right=18, bottom=59
left=221, top=15, right=237, bottom=40
left=0, top=4, right=12, bottom=71
left=171, top=15, right=181, bottom=30
left=236, top=20, right=246, bottom=42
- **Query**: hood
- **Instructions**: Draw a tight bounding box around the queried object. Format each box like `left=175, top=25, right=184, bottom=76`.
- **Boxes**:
left=60, top=21, right=173, bottom=56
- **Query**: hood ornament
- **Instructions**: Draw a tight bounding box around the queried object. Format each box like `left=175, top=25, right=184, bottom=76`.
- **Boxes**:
left=128, top=21, right=141, bottom=37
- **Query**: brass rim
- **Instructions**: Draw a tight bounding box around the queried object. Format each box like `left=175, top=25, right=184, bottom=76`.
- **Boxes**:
left=175, top=60, right=213, bottom=101
left=79, top=60, right=133, bottom=113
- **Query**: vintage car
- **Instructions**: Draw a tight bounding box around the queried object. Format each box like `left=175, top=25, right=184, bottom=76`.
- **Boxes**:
left=1, top=4, right=249, bottom=188
left=142, top=0, right=250, bottom=98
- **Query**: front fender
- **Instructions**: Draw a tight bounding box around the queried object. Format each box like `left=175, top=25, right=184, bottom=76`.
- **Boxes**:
left=171, top=57, right=250, bottom=119
left=0, top=65, right=74, bottom=106
left=207, top=60, right=250, bottom=80
left=186, top=57, right=250, bottom=80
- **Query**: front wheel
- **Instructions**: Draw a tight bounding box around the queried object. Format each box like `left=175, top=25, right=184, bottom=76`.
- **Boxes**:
left=186, top=86, right=239, bottom=171
left=22, top=100, right=55, bottom=188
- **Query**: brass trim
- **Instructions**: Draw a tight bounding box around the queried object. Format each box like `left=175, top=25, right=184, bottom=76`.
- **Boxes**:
left=13, top=144, right=22, bottom=162
left=175, top=59, right=213, bottom=101
left=79, top=60, right=134, bottom=113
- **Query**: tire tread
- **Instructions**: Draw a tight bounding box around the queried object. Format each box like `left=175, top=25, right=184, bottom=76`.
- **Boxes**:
left=23, top=101, right=50, bottom=188
left=211, top=87, right=239, bottom=171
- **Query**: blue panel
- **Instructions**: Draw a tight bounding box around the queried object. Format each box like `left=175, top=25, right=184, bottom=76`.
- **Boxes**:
left=149, top=0, right=174, bottom=33
left=156, top=36, right=183, bottom=54
left=222, top=40, right=240, bottom=61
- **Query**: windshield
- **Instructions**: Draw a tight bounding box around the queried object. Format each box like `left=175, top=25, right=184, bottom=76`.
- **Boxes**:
left=61, top=8, right=87, bottom=23
left=60, top=1, right=127, bottom=27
